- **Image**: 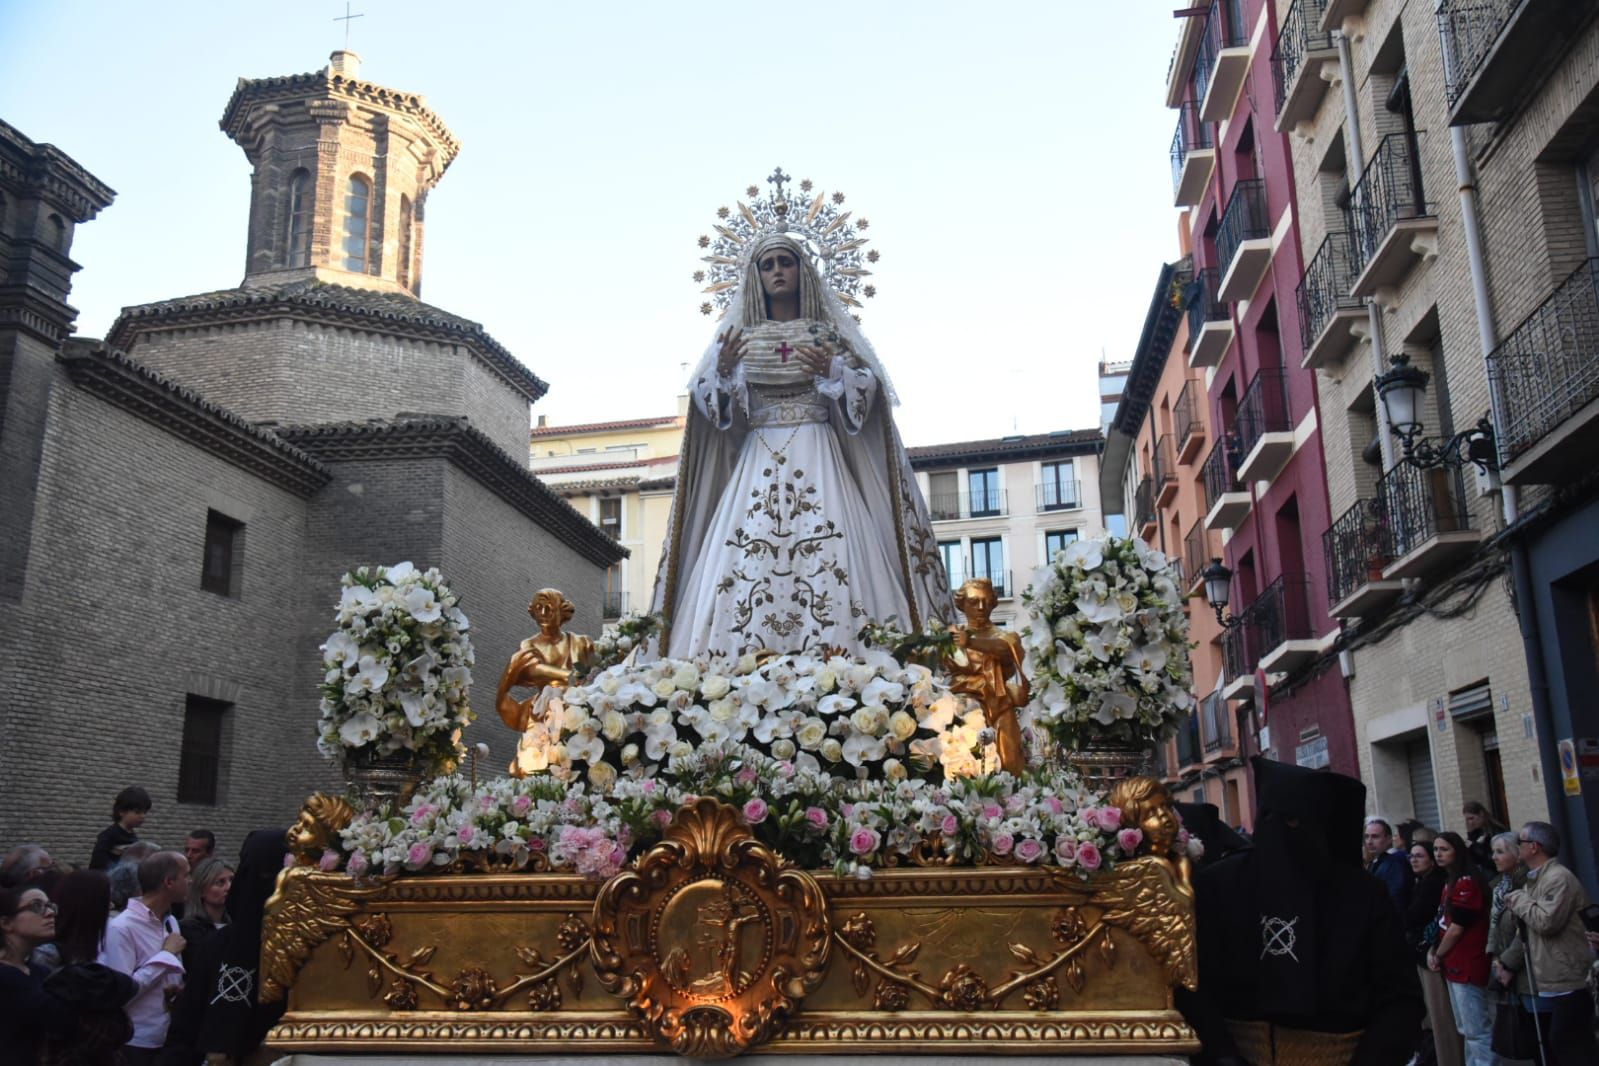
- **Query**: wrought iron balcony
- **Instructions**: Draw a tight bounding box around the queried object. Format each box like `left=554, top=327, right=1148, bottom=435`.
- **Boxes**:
left=1217, top=178, right=1273, bottom=301
left=943, top=566, right=1014, bottom=600
left=1297, top=230, right=1365, bottom=369
left=1175, top=377, right=1207, bottom=463
left=1171, top=103, right=1216, bottom=207
left=1201, top=689, right=1232, bottom=755
left=1134, top=476, right=1157, bottom=537
left=1201, top=435, right=1250, bottom=530
left=1152, top=434, right=1179, bottom=507
left=1252, top=574, right=1318, bottom=675
left=1036, top=479, right=1081, bottom=512
left=1175, top=712, right=1204, bottom=771
left=1439, top=1, right=1598, bottom=126
left=1196, top=0, right=1252, bottom=123
left=1183, top=521, right=1216, bottom=597
left=1323, top=496, right=1404, bottom=619
left=1186, top=267, right=1234, bottom=369
left=1233, top=366, right=1294, bottom=484
left=1376, top=462, right=1479, bottom=578
left=1350, top=132, right=1437, bottom=297
left=1221, top=622, right=1257, bottom=704
left=928, top=489, right=1008, bottom=521
left=1486, top=257, right=1599, bottom=485
left=1271, top=0, right=1338, bottom=132
left=603, top=589, right=629, bottom=621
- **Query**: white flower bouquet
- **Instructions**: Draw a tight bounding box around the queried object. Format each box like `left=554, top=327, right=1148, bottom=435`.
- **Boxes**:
left=317, top=562, right=475, bottom=775
left=513, top=649, right=988, bottom=788
left=1022, top=535, right=1194, bottom=749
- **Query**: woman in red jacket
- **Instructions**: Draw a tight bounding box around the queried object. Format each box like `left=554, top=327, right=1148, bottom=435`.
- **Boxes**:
left=1427, top=832, right=1493, bottom=1066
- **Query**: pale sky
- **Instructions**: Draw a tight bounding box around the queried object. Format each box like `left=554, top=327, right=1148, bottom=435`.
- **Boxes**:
left=1, top=0, right=1184, bottom=446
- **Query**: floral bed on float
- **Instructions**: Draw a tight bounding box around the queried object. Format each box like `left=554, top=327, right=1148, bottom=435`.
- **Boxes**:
left=263, top=537, right=1204, bottom=1057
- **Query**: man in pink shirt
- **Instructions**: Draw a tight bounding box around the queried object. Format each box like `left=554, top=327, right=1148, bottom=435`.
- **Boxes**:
left=99, top=850, right=189, bottom=1063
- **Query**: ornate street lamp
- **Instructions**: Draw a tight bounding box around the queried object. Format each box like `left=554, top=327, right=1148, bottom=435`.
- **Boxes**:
left=1374, top=352, right=1498, bottom=472
left=1201, top=558, right=1249, bottom=629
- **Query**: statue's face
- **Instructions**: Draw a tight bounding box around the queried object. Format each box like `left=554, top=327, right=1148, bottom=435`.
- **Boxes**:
left=757, top=247, right=800, bottom=301
left=530, top=594, right=562, bottom=627
left=959, top=585, right=996, bottom=624
left=1140, top=801, right=1179, bottom=854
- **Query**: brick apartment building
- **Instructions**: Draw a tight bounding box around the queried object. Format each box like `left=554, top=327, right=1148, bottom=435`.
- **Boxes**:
left=0, top=53, right=621, bottom=863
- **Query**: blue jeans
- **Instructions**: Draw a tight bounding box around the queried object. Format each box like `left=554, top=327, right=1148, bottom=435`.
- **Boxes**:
left=1445, top=979, right=1497, bottom=1066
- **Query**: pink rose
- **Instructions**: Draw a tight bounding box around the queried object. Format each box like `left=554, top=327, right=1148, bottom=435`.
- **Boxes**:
left=652, top=809, right=674, bottom=827
left=849, top=827, right=881, bottom=856
left=1076, top=842, right=1103, bottom=871
left=479, top=795, right=497, bottom=811
left=1096, top=806, right=1123, bottom=832
left=1005, top=795, right=1025, bottom=813
left=990, top=832, right=1015, bottom=856
left=407, top=842, right=432, bottom=866
left=527, top=837, right=547, bottom=851
left=1054, top=838, right=1078, bottom=865
left=736, top=767, right=758, bottom=785
left=982, top=803, right=1004, bottom=821
left=641, top=779, right=657, bottom=794
left=940, top=813, right=959, bottom=836
left=1078, top=805, right=1099, bottom=826
left=346, top=850, right=369, bottom=877
left=777, top=761, right=795, bottom=778
left=511, top=795, right=533, bottom=815
left=457, top=825, right=476, bottom=846
left=742, top=798, right=769, bottom=825
left=318, top=849, right=341, bottom=872
left=1117, top=827, right=1144, bottom=854
left=804, top=806, right=829, bottom=830
left=1046, top=796, right=1064, bottom=815
left=1015, top=838, right=1045, bottom=864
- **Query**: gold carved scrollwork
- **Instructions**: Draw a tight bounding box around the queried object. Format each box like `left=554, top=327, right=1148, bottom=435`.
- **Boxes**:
left=1078, top=856, right=1198, bottom=991
left=261, top=867, right=380, bottom=1003
left=589, top=799, right=831, bottom=1058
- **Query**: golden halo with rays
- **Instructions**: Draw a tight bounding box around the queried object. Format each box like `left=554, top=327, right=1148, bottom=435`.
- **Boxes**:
left=694, top=167, right=877, bottom=317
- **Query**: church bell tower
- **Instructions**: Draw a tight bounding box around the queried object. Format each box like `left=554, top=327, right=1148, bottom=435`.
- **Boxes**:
left=220, top=50, right=458, bottom=296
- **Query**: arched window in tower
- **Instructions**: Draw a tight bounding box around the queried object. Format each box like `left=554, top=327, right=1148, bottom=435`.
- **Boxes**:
left=398, top=194, right=413, bottom=289
left=286, top=169, right=312, bottom=268
left=342, top=174, right=372, bottom=273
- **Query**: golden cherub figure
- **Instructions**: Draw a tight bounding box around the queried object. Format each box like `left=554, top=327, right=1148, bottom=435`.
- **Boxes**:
left=1108, top=775, right=1192, bottom=890
left=941, top=578, right=1029, bottom=775
left=497, top=588, right=597, bottom=775
left=285, top=793, right=355, bottom=866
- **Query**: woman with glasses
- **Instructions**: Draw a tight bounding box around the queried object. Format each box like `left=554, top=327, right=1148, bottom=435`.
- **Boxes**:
left=0, top=884, right=74, bottom=1063
left=1427, top=832, right=1496, bottom=1066
left=1406, top=840, right=1463, bottom=1066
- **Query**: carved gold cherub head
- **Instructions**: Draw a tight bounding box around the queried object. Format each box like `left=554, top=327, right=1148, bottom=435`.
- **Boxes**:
left=286, top=793, right=355, bottom=865
left=1108, top=775, right=1181, bottom=858
left=953, top=578, right=998, bottom=626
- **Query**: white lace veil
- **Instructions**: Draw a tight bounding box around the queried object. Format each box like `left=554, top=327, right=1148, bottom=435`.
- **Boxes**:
left=686, top=233, right=900, bottom=405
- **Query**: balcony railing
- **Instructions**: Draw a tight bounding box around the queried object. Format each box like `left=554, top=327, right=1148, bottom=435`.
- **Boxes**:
left=1438, top=1, right=1518, bottom=106
left=1201, top=690, right=1231, bottom=754
left=1152, top=434, right=1179, bottom=494
left=1186, top=267, right=1228, bottom=344
left=1234, top=367, right=1292, bottom=459
left=1222, top=622, right=1255, bottom=689
left=1036, top=479, right=1082, bottom=512
left=603, top=589, right=629, bottom=620
left=1175, top=378, right=1204, bottom=455
left=1271, top=0, right=1334, bottom=118
left=1323, top=497, right=1393, bottom=608
left=1486, top=257, right=1599, bottom=472
left=1297, top=230, right=1363, bottom=354
left=1171, top=102, right=1214, bottom=200
left=1200, top=435, right=1244, bottom=514
left=929, top=489, right=1009, bottom=521
left=1183, top=521, right=1215, bottom=595
left=1351, top=132, right=1431, bottom=273
left=1217, top=178, right=1270, bottom=281
left=1252, top=574, right=1314, bottom=658
left=1378, top=462, right=1470, bottom=561
left=947, top=568, right=1014, bottom=600
left=1176, top=712, right=1204, bottom=770
left=1195, top=0, right=1249, bottom=107
left=1134, top=476, right=1156, bottom=533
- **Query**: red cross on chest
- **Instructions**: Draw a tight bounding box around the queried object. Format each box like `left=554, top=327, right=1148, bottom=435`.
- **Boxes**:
left=776, top=342, right=794, bottom=363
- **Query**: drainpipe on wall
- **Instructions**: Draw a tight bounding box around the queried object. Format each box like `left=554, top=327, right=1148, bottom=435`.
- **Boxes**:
left=1441, top=23, right=1565, bottom=835
left=1333, top=30, right=1396, bottom=471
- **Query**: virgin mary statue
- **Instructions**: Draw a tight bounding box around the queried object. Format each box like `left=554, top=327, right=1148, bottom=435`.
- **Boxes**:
left=649, top=232, right=952, bottom=660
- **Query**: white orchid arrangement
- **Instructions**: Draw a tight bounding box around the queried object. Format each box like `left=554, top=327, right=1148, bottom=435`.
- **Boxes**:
left=1022, top=535, right=1195, bottom=749
left=330, top=746, right=1141, bottom=881
left=511, top=650, right=989, bottom=789
left=317, top=562, right=475, bottom=775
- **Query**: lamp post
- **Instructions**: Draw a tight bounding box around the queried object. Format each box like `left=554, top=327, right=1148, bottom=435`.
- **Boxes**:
left=1373, top=352, right=1498, bottom=472
left=1200, top=558, right=1249, bottom=629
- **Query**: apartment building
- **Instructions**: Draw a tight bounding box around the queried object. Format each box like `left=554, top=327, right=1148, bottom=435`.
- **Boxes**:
left=906, top=431, right=1107, bottom=630
left=530, top=406, right=686, bottom=620
left=1102, top=255, right=1254, bottom=829
left=1166, top=0, right=1359, bottom=781
left=1272, top=0, right=1576, bottom=843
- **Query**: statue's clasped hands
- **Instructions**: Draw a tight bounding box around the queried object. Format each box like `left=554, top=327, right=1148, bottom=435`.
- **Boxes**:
left=716, top=326, right=837, bottom=377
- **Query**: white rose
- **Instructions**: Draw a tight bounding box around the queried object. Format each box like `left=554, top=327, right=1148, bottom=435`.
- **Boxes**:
left=700, top=674, right=731, bottom=700
left=813, top=667, right=838, bottom=693
left=671, top=664, right=700, bottom=690
left=820, top=738, right=844, bottom=763
left=600, top=710, right=627, bottom=742
left=651, top=678, right=677, bottom=700
left=883, top=757, right=907, bottom=782
left=850, top=706, right=888, bottom=737
left=771, top=738, right=797, bottom=760
left=735, top=653, right=759, bottom=675
left=587, top=762, right=617, bottom=791
left=620, top=743, right=640, bottom=765
left=795, top=717, right=828, bottom=750
left=708, top=697, right=738, bottom=723
left=668, top=740, right=693, bottom=760
left=600, top=674, right=622, bottom=696
left=888, top=711, right=918, bottom=742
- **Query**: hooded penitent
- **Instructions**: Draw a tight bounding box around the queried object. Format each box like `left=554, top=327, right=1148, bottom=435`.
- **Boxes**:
left=649, top=234, right=951, bottom=659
